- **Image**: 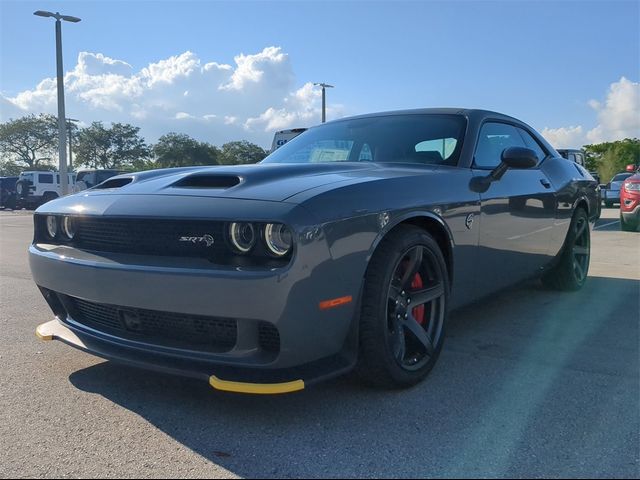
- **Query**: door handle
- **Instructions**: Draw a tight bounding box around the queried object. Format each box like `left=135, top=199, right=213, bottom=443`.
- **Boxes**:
left=540, top=178, right=552, bottom=188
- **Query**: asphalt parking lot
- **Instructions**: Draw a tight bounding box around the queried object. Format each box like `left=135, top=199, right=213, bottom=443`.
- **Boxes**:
left=0, top=208, right=638, bottom=478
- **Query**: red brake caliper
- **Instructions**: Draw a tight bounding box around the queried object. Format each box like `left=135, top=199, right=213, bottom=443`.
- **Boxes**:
left=411, top=273, right=426, bottom=325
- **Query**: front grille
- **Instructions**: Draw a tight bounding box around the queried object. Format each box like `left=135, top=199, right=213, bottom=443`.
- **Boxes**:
left=34, top=215, right=292, bottom=267
left=62, top=295, right=237, bottom=353
left=258, top=322, right=281, bottom=353
left=73, top=217, right=227, bottom=259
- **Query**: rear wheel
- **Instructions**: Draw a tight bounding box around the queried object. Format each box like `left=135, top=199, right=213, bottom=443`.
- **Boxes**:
left=357, top=226, right=449, bottom=388
left=542, top=208, right=590, bottom=291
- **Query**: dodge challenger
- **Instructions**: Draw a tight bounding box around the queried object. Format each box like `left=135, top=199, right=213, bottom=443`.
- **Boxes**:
left=31, top=109, right=599, bottom=394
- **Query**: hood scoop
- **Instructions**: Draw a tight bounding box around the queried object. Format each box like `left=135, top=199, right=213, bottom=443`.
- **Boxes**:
left=173, top=174, right=242, bottom=189
left=94, top=177, right=133, bottom=189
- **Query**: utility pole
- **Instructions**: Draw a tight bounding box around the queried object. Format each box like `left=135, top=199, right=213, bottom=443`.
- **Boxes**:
left=34, top=10, right=81, bottom=195
left=66, top=118, right=79, bottom=171
left=313, top=83, right=334, bottom=123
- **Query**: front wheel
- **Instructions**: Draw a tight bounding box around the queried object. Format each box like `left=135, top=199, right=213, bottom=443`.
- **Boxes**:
left=542, top=208, right=590, bottom=291
left=357, top=226, right=449, bottom=388
left=621, top=215, right=638, bottom=232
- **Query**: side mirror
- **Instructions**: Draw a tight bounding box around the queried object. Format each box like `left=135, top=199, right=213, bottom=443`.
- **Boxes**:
left=489, top=147, right=538, bottom=182
left=501, top=147, right=539, bottom=169
left=470, top=147, right=539, bottom=193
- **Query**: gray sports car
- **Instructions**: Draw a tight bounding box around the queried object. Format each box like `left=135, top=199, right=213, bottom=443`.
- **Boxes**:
left=31, top=109, right=599, bottom=394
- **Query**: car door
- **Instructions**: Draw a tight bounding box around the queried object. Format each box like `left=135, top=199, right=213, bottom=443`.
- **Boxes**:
left=472, top=121, right=557, bottom=295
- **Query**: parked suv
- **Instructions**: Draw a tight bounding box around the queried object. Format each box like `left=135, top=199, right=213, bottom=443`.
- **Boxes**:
left=620, top=173, right=640, bottom=231
left=0, top=176, right=18, bottom=209
left=73, top=169, right=124, bottom=192
left=15, top=171, right=76, bottom=209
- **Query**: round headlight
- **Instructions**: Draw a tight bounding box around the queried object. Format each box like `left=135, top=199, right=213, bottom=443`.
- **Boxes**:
left=264, top=223, right=293, bottom=257
left=61, top=216, right=76, bottom=239
left=46, top=216, right=58, bottom=238
left=229, top=222, right=256, bottom=253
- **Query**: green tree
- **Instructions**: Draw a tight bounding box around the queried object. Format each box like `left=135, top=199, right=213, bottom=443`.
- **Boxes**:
left=153, top=133, right=219, bottom=168
left=0, top=114, right=58, bottom=169
left=584, top=138, right=640, bottom=182
left=218, top=140, right=268, bottom=165
left=0, top=159, right=23, bottom=176
left=75, top=121, right=151, bottom=170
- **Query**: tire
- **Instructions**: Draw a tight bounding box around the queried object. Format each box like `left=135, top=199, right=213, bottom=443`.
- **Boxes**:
left=542, top=208, right=590, bottom=291
left=357, top=225, right=449, bottom=388
left=4, top=195, right=16, bottom=210
left=620, top=215, right=638, bottom=232
left=604, top=200, right=613, bottom=208
left=41, top=192, right=58, bottom=205
left=15, top=180, right=29, bottom=198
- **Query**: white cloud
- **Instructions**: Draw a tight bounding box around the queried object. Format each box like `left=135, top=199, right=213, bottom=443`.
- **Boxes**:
left=541, top=77, right=640, bottom=148
left=0, top=47, right=337, bottom=148
left=540, top=125, right=584, bottom=149
left=586, top=77, right=640, bottom=143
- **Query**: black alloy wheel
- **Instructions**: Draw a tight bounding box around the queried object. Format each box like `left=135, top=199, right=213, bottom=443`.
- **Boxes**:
left=542, top=208, right=590, bottom=291
left=386, top=245, right=446, bottom=371
left=358, top=225, right=449, bottom=388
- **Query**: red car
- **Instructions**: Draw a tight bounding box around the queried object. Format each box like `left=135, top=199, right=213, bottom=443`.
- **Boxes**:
left=620, top=172, right=640, bottom=231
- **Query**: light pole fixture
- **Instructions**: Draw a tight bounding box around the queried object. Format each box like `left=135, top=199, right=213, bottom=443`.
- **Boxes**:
left=313, top=83, right=334, bottom=123
left=34, top=10, right=81, bottom=196
left=66, top=118, right=79, bottom=171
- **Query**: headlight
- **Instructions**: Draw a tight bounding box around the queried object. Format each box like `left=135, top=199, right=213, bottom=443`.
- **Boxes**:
left=46, top=216, right=58, bottom=238
left=61, top=216, right=76, bottom=239
left=229, top=222, right=256, bottom=253
left=624, top=182, right=640, bottom=192
left=264, top=223, right=293, bottom=257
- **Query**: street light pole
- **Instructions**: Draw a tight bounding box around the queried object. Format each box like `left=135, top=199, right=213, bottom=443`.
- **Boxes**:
left=34, top=10, right=81, bottom=196
left=66, top=118, right=79, bottom=171
left=313, top=83, right=334, bottom=123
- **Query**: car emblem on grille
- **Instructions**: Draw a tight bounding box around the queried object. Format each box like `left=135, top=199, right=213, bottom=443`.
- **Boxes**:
left=120, top=310, right=142, bottom=332
left=179, top=234, right=215, bottom=247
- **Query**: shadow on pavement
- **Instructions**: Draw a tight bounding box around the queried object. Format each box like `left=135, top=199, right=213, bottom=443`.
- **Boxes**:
left=69, top=276, right=639, bottom=478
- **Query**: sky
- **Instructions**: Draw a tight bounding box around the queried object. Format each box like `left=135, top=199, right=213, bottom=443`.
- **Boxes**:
left=0, top=0, right=638, bottom=149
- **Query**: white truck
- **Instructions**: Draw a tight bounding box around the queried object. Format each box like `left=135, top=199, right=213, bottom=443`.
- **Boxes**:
left=270, top=128, right=307, bottom=152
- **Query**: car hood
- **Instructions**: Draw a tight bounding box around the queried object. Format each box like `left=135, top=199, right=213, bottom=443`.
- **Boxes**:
left=74, top=163, right=422, bottom=203
left=609, top=181, right=624, bottom=190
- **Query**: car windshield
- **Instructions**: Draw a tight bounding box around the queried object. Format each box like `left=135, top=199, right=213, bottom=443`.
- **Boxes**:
left=262, top=114, right=467, bottom=166
left=613, top=173, right=633, bottom=182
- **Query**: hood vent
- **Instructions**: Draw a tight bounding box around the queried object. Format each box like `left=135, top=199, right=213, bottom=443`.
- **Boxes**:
left=173, top=174, right=241, bottom=189
left=94, top=177, right=133, bottom=189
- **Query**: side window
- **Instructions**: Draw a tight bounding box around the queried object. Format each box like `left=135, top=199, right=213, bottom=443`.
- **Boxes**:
left=517, top=128, right=547, bottom=163
left=39, top=174, right=54, bottom=184
left=414, top=138, right=458, bottom=164
left=574, top=153, right=585, bottom=166
left=474, top=122, right=526, bottom=169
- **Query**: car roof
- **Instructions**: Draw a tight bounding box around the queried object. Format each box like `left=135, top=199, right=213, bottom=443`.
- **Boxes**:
left=323, top=107, right=521, bottom=124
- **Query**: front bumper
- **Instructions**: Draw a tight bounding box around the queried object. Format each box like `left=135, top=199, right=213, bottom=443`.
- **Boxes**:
left=621, top=204, right=640, bottom=223
left=29, top=231, right=362, bottom=392
left=35, top=319, right=355, bottom=393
